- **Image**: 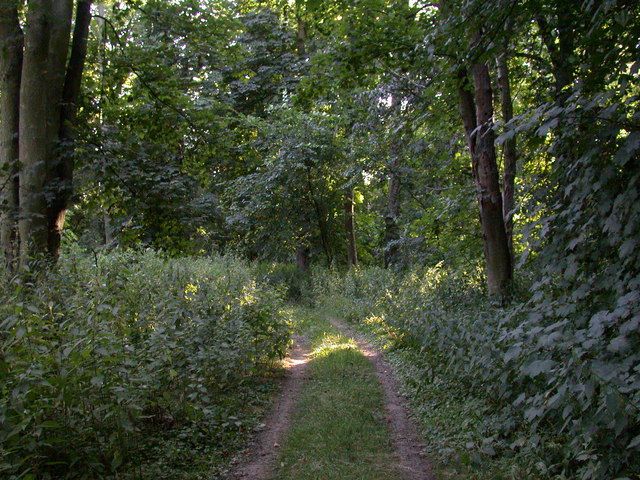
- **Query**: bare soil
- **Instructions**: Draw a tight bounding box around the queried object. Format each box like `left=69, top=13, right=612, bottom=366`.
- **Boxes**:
left=226, top=335, right=310, bottom=480
left=227, top=318, right=435, bottom=480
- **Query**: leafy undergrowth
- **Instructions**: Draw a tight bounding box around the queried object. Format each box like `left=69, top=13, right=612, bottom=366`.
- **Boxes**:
left=125, top=371, right=283, bottom=479
left=312, top=266, right=640, bottom=479
left=356, top=315, right=535, bottom=480
left=0, top=249, right=291, bottom=479
left=273, top=308, right=402, bottom=480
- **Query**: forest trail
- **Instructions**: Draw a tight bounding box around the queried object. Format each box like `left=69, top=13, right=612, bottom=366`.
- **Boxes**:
left=329, top=318, right=435, bottom=480
left=228, top=308, right=434, bottom=480
left=228, top=335, right=311, bottom=480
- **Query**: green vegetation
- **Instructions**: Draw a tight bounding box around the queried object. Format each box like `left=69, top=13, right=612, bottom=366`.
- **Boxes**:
left=1, top=0, right=639, bottom=479
left=274, top=309, right=402, bottom=480
left=313, top=267, right=640, bottom=479
left=0, top=250, right=290, bottom=478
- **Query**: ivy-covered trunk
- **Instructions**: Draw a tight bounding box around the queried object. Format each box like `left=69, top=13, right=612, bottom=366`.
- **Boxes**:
left=383, top=159, right=401, bottom=268
left=496, top=50, right=517, bottom=261
left=344, top=188, right=358, bottom=267
left=384, top=95, right=402, bottom=269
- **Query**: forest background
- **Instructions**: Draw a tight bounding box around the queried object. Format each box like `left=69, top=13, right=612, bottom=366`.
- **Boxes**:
left=0, top=0, right=639, bottom=478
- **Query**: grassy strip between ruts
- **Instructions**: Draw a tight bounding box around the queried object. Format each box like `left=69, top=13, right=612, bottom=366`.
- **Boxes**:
left=271, top=307, right=403, bottom=480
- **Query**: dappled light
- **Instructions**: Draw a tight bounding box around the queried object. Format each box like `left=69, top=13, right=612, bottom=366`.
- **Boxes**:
left=1, top=0, right=638, bottom=478
left=311, top=333, right=359, bottom=358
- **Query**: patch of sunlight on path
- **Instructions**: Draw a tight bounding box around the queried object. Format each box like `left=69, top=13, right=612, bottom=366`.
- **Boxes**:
left=271, top=309, right=404, bottom=480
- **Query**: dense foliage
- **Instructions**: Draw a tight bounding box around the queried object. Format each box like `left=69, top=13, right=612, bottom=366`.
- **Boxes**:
left=313, top=267, right=640, bottom=479
left=0, top=251, right=290, bottom=478
left=1, top=0, right=639, bottom=478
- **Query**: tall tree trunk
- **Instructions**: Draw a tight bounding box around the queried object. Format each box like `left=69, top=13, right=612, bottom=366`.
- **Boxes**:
left=0, top=2, right=23, bottom=271
left=496, top=51, right=516, bottom=261
left=384, top=95, right=402, bottom=268
left=296, top=244, right=310, bottom=272
left=536, top=5, right=575, bottom=100
left=471, top=63, right=512, bottom=298
left=458, top=66, right=512, bottom=299
left=384, top=173, right=401, bottom=268
left=306, top=168, right=332, bottom=266
left=42, top=0, right=74, bottom=260
left=344, top=188, right=358, bottom=267
left=19, top=0, right=55, bottom=265
left=19, top=0, right=74, bottom=266
left=47, top=0, right=93, bottom=259
left=295, top=12, right=306, bottom=57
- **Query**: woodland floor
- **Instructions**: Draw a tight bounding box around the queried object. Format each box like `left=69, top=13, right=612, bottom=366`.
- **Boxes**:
left=226, top=308, right=434, bottom=480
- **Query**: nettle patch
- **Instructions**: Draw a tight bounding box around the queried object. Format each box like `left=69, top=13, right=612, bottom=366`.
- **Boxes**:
left=0, top=251, right=290, bottom=478
left=314, top=265, right=640, bottom=479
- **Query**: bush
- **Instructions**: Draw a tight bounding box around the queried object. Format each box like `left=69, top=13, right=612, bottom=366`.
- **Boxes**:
left=314, top=265, right=640, bottom=479
left=0, top=249, right=290, bottom=478
left=257, top=262, right=310, bottom=302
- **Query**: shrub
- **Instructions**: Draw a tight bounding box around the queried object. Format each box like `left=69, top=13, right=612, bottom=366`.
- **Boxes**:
left=314, top=265, right=640, bottom=479
left=0, top=249, right=290, bottom=478
left=256, top=262, right=310, bottom=302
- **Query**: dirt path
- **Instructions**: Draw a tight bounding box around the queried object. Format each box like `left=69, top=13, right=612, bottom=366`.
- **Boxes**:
left=226, top=335, right=310, bottom=480
left=228, top=316, right=434, bottom=480
left=330, top=318, right=436, bottom=480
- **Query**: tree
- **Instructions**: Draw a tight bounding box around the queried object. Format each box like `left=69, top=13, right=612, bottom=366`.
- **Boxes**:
left=0, top=1, right=23, bottom=270
left=457, top=62, right=512, bottom=299
left=383, top=94, right=403, bottom=268
left=343, top=187, right=358, bottom=267
left=0, top=0, right=92, bottom=269
left=496, top=38, right=517, bottom=261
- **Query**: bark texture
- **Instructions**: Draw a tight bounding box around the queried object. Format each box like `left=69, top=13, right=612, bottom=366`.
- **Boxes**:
left=471, top=63, right=512, bottom=297
left=344, top=188, right=358, bottom=267
left=19, top=0, right=55, bottom=264
left=497, top=51, right=516, bottom=260
left=0, top=2, right=23, bottom=270
left=384, top=142, right=401, bottom=268
left=384, top=96, right=402, bottom=268
left=41, top=0, right=74, bottom=260
left=14, top=0, right=88, bottom=267
left=48, top=0, right=93, bottom=259
left=458, top=65, right=512, bottom=299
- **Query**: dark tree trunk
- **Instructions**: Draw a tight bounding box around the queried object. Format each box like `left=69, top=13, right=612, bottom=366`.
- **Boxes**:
left=296, top=244, right=310, bottom=272
left=536, top=5, right=575, bottom=100
left=458, top=65, right=512, bottom=299
left=383, top=182, right=401, bottom=267
left=457, top=69, right=478, bottom=155
left=47, top=0, right=93, bottom=260
left=471, top=63, right=512, bottom=298
left=19, top=0, right=57, bottom=265
left=295, top=13, right=306, bottom=57
left=0, top=3, right=23, bottom=271
left=306, top=167, right=332, bottom=266
left=8, top=0, right=90, bottom=267
left=344, top=188, right=358, bottom=267
left=496, top=51, right=516, bottom=261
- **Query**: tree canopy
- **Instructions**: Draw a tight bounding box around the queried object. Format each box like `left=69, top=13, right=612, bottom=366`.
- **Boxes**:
left=1, top=0, right=639, bottom=478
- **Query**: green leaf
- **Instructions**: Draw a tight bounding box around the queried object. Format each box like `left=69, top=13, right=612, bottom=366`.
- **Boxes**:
left=522, top=359, right=555, bottom=378
left=39, top=420, right=60, bottom=429
left=628, top=434, right=640, bottom=450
